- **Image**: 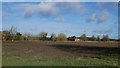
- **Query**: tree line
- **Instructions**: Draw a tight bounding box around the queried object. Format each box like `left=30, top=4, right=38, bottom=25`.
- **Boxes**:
left=1, top=26, right=119, bottom=41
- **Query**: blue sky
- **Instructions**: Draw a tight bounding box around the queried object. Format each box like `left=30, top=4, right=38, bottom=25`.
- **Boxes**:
left=2, top=2, right=118, bottom=39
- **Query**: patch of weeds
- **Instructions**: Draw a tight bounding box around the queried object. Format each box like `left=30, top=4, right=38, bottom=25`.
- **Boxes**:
left=23, top=50, right=32, bottom=55
left=2, top=52, right=16, bottom=57
left=2, top=54, right=119, bottom=66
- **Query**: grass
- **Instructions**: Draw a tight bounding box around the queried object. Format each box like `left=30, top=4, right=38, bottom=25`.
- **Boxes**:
left=2, top=52, right=119, bottom=67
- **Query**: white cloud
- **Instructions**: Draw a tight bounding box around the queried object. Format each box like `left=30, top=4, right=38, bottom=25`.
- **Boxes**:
left=38, top=3, right=59, bottom=16
left=54, top=17, right=64, bottom=22
left=86, top=10, right=112, bottom=24
left=23, top=2, right=89, bottom=18
left=2, top=0, right=119, bottom=2
left=59, top=2, right=89, bottom=14
left=97, top=2, right=118, bottom=10
left=97, top=2, right=105, bottom=7
left=96, top=10, right=112, bottom=24
left=93, top=28, right=113, bottom=34
left=24, top=2, right=59, bottom=18
left=91, top=14, right=96, bottom=21
left=86, top=14, right=96, bottom=22
left=3, top=2, right=90, bottom=18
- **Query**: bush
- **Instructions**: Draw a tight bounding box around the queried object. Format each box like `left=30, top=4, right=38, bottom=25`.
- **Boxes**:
left=57, top=33, right=67, bottom=41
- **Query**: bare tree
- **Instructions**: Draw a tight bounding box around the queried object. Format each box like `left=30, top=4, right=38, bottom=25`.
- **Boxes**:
left=97, top=35, right=101, bottom=41
left=102, top=35, right=110, bottom=41
left=50, top=33, right=56, bottom=41
left=9, top=26, right=17, bottom=41
left=39, top=32, right=47, bottom=40
left=16, top=32, right=22, bottom=40
left=24, top=33, right=31, bottom=40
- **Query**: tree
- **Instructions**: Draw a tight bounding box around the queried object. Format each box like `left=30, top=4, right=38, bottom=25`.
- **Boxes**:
left=67, top=37, right=71, bottom=41
left=80, top=34, right=88, bottom=41
left=106, top=35, right=110, bottom=41
left=50, top=33, right=56, bottom=41
left=24, top=33, right=31, bottom=40
left=0, top=31, right=2, bottom=40
left=9, top=26, right=17, bottom=41
left=102, top=35, right=110, bottom=41
left=71, top=36, right=76, bottom=38
left=57, top=33, right=67, bottom=41
left=69, top=36, right=77, bottom=41
left=15, top=32, right=22, bottom=40
left=2, top=31, right=10, bottom=41
left=39, top=32, right=47, bottom=40
left=67, top=36, right=76, bottom=41
left=91, top=35, right=96, bottom=41
left=20, top=36, right=26, bottom=40
left=96, top=35, right=101, bottom=41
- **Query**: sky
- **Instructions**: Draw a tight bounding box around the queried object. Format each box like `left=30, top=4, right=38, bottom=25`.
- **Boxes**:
left=2, top=2, right=118, bottom=39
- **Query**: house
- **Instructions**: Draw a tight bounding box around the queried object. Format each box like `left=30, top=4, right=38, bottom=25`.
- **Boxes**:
left=70, top=37, right=81, bottom=42
left=74, top=38, right=80, bottom=41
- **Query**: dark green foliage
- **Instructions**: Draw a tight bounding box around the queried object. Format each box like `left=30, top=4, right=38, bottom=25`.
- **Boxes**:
left=2, top=31, right=23, bottom=41
left=15, top=32, right=22, bottom=40
left=71, top=36, right=76, bottom=38
left=67, top=36, right=77, bottom=41
left=1, top=26, right=116, bottom=41
left=67, top=37, right=71, bottom=40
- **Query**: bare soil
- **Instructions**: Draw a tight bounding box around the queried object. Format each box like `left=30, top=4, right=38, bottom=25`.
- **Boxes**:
left=2, top=41, right=120, bottom=60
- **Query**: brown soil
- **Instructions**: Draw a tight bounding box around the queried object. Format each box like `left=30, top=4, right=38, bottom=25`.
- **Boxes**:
left=2, top=41, right=120, bottom=60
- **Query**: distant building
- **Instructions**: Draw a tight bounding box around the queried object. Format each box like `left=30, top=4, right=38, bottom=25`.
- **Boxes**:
left=74, top=38, right=80, bottom=42
left=70, top=37, right=82, bottom=42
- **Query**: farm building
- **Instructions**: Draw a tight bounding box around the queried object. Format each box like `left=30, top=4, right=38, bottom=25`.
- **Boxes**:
left=70, top=37, right=82, bottom=42
left=74, top=38, right=80, bottom=42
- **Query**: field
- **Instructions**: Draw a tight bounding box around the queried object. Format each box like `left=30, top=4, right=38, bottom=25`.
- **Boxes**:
left=2, top=41, right=120, bottom=67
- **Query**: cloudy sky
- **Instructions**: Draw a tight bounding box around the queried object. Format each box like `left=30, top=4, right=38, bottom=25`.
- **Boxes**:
left=2, top=2, right=118, bottom=39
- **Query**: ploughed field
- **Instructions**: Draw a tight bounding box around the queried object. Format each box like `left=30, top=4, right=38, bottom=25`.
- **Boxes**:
left=2, top=41, right=120, bottom=66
